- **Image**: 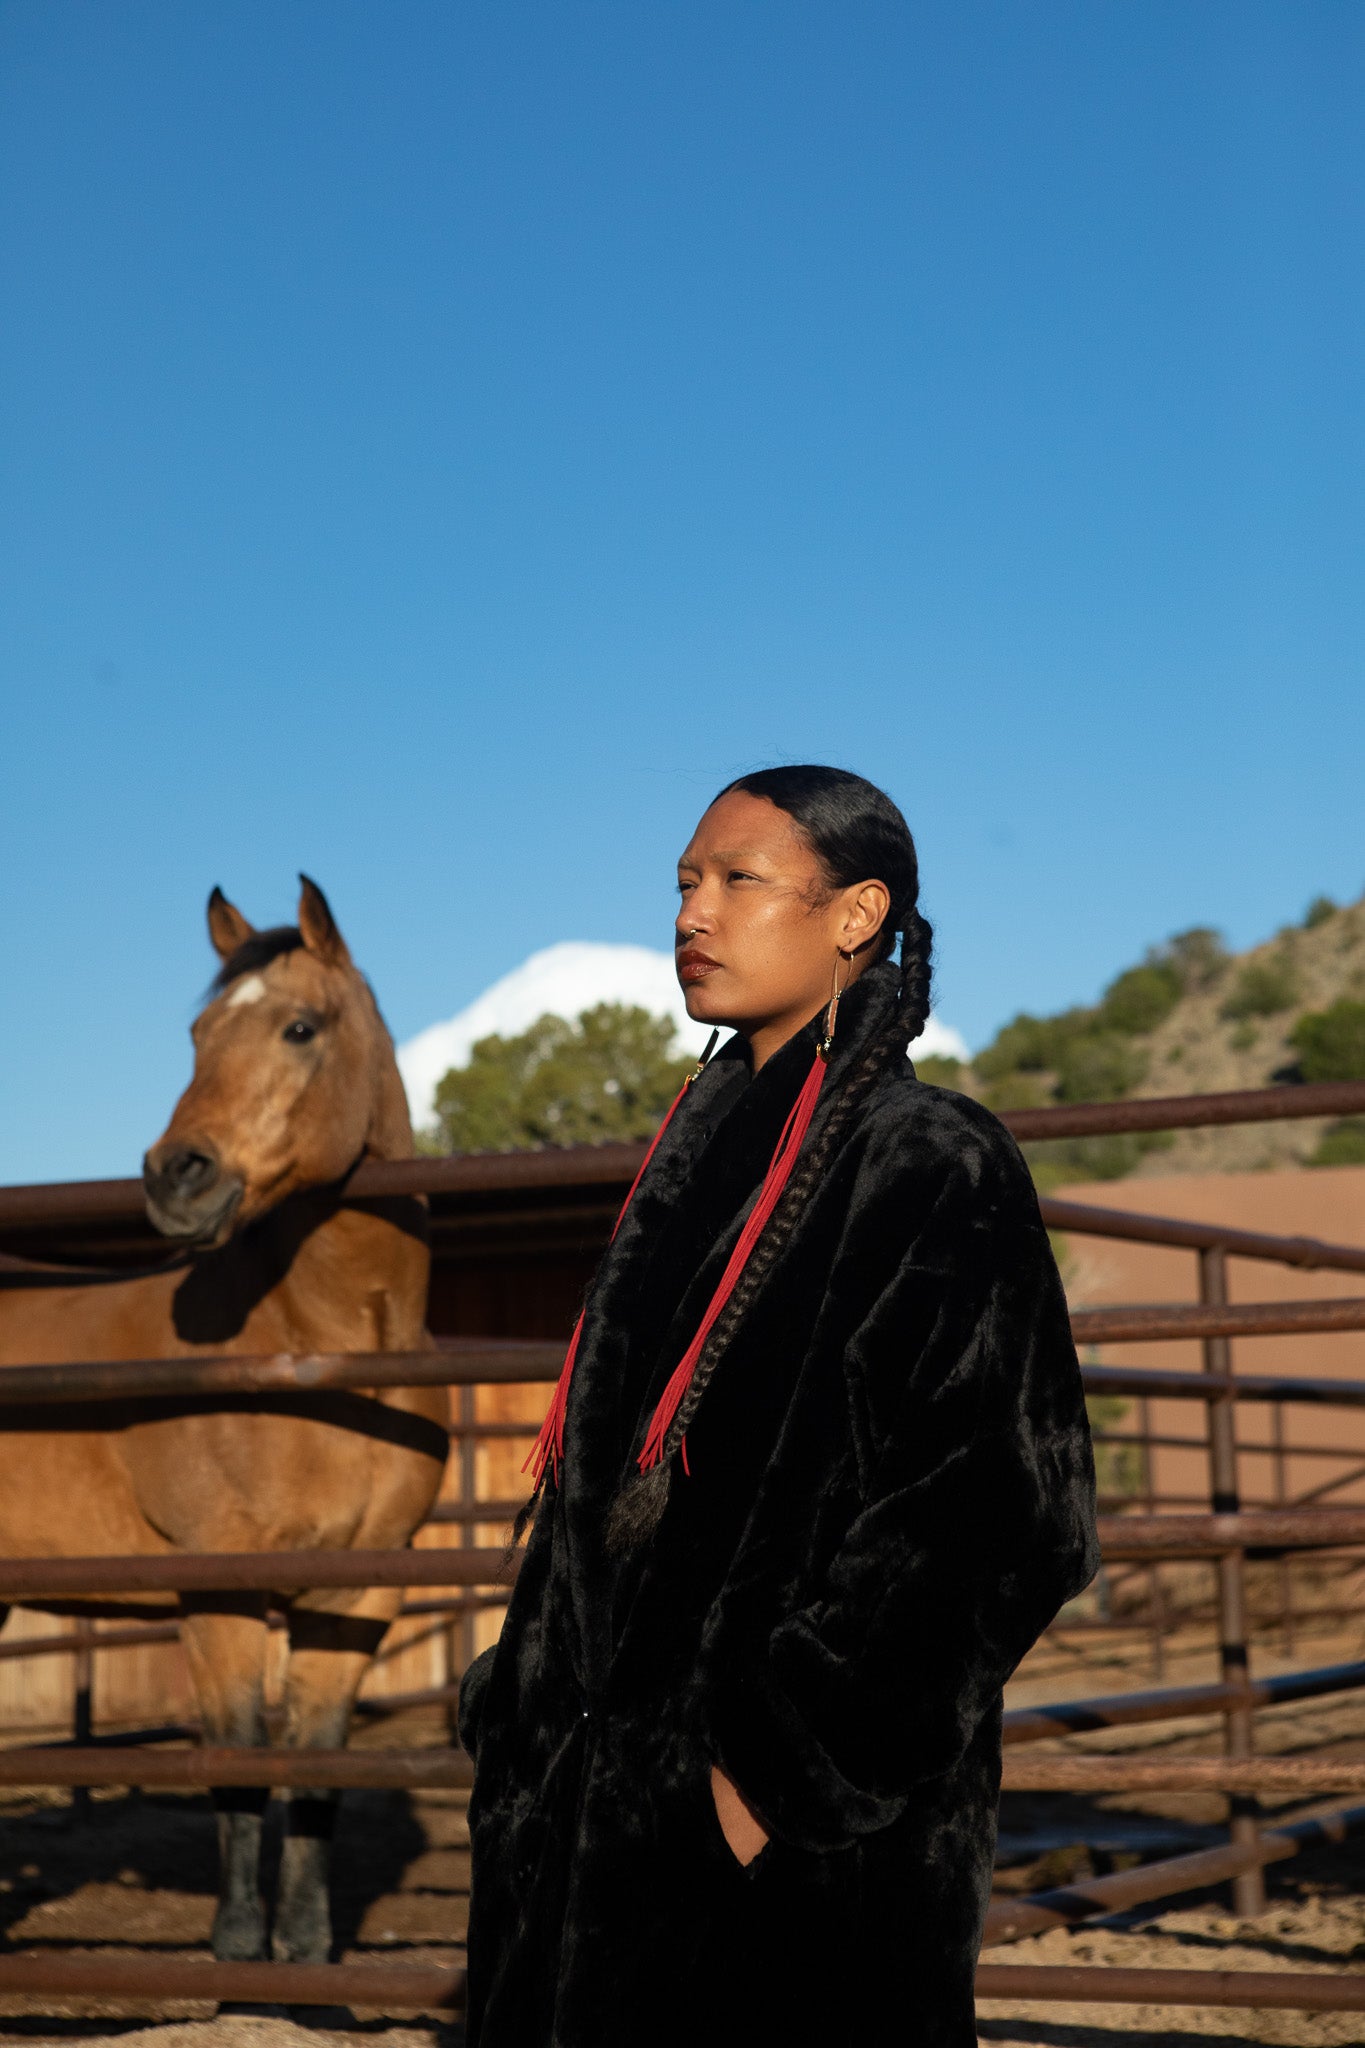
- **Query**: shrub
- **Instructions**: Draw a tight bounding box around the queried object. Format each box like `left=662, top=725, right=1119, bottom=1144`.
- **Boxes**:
left=980, top=1071, right=1053, bottom=1113
left=1304, top=895, right=1337, bottom=930
left=914, top=1054, right=962, bottom=1089
left=1164, top=926, right=1229, bottom=989
left=1099, top=961, right=1182, bottom=1034
left=1053, top=1033, right=1147, bottom=1104
left=1310, top=1118, right=1365, bottom=1167
left=1220, top=952, right=1300, bottom=1020
left=976, top=1009, right=1085, bottom=1079
left=1290, top=1000, right=1365, bottom=1083
left=1023, top=1131, right=1173, bottom=1189
left=1086, top=1394, right=1144, bottom=1501
left=1309, top=1122, right=1365, bottom=1171
left=982, top=1064, right=1055, bottom=1114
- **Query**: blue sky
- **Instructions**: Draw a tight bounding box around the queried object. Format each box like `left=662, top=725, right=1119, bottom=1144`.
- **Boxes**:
left=2, top=0, right=1362, bottom=1183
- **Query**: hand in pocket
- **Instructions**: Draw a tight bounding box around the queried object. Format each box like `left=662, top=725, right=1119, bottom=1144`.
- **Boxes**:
left=710, top=1764, right=769, bottom=1866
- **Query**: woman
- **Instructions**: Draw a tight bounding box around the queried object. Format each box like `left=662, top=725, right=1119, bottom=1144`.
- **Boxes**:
left=459, top=766, right=1097, bottom=2047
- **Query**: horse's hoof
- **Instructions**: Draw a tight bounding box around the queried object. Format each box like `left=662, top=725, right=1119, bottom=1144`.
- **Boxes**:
left=270, top=1908, right=332, bottom=1966
left=212, top=1902, right=268, bottom=1962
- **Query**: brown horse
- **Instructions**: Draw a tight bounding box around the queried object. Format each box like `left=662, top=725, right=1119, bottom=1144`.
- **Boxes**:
left=0, top=878, right=446, bottom=1964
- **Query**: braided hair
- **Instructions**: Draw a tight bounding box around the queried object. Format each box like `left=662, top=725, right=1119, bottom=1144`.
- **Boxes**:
left=607, top=765, right=933, bottom=1550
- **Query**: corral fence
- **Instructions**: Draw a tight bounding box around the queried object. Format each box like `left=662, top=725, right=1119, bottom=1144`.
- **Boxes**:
left=1, top=1076, right=1365, bottom=2017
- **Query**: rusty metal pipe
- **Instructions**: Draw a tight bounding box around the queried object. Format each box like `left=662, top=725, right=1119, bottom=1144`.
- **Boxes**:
left=0, top=1952, right=465, bottom=2010
left=1196, top=1245, right=1263, bottom=1915
left=0, top=1547, right=516, bottom=1597
left=0, top=1621, right=180, bottom=1662
left=0, top=1339, right=561, bottom=1408
left=425, top=1497, right=530, bottom=1524
left=355, top=1682, right=466, bottom=1719
left=1003, top=1656, right=1365, bottom=1744
left=2, top=1301, right=1362, bottom=1417
left=1, top=1511, right=1360, bottom=1603
left=1001, top=1756, right=1365, bottom=1793
left=974, top=1963, right=1365, bottom=2011
left=0, top=1744, right=473, bottom=1788
left=1083, top=1361, right=1365, bottom=1405
left=4, top=1077, right=1365, bottom=1239
left=1040, top=1197, right=1365, bottom=1273
left=1002, top=1079, right=1365, bottom=1141
left=397, top=1592, right=511, bottom=1620
left=1097, top=1507, right=1365, bottom=1556
left=0, top=1949, right=1358, bottom=2015
left=1072, top=1298, right=1365, bottom=1344
left=983, top=1801, right=1365, bottom=1944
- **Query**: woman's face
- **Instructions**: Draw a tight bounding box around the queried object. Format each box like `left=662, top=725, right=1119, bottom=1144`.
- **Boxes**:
left=675, top=791, right=889, bottom=1069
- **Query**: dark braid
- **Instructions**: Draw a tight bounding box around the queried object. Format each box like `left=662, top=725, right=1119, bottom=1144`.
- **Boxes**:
left=607, top=768, right=933, bottom=1550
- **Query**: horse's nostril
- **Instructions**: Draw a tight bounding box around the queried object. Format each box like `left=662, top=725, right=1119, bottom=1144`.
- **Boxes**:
left=162, top=1148, right=218, bottom=1199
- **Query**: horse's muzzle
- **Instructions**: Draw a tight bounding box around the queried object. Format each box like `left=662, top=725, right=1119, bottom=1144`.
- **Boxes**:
left=143, top=1139, right=244, bottom=1244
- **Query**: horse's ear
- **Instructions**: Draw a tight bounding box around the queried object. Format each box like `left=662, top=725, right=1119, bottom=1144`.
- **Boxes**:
left=207, top=887, right=255, bottom=962
left=297, top=874, right=352, bottom=969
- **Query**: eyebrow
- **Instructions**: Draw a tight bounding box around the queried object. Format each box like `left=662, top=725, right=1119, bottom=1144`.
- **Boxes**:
left=678, top=847, right=765, bottom=869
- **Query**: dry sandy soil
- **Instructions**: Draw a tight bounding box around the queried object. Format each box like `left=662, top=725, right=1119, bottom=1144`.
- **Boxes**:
left=3, top=1632, right=1365, bottom=2048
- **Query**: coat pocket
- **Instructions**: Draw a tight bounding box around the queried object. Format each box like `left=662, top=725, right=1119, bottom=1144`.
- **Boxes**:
left=693, top=1757, right=776, bottom=1882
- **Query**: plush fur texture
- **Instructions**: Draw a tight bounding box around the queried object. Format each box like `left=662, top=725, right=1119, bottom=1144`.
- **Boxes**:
left=459, top=963, right=1098, bottom=2046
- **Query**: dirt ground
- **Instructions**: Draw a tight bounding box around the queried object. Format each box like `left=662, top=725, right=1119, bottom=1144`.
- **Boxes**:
left=3, top=1624, right=1365, bottom=2048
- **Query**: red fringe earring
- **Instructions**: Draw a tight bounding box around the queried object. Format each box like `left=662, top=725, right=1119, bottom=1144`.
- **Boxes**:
left=524, top=1029, right=719, bottom=1492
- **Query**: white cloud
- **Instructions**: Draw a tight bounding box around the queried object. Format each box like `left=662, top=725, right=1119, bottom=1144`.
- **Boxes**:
left=397, top=941, right=970, bottom=1128
left=908, top=1014, right=970, bottom=1065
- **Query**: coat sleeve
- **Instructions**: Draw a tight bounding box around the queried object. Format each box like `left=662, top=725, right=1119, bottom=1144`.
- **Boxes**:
left=457, top=1643, right=498, bottom=1762
left=703, top=1115, right=1099, bottom=1854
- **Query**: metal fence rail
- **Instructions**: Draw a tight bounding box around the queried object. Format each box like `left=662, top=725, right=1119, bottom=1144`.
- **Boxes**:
left=3, top=1076, right=1364, bottom=1240
left=4, top=1078, right=1365, bottom=2017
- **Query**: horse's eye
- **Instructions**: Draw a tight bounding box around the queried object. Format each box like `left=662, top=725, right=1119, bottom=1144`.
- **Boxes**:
left=282, top=1020, right=317, bottom=1045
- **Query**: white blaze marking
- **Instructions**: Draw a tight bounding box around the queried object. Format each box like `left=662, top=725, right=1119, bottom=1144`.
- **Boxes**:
left=227, top=975, right=267, bottom=1007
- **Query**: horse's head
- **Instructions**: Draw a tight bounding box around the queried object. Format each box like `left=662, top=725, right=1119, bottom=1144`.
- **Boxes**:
left=143, top=877, right=413, bottom=1245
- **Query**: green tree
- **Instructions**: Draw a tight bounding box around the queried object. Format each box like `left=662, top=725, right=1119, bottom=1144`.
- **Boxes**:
left=426, top=1004, right=696, bottom=1154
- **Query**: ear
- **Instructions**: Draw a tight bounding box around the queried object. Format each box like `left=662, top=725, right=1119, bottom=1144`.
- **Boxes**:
left=207, top=887, right=256, bottom=962
left=840, top=880, right=891, bottom=955
left=297, top=874, right=352, bottom=968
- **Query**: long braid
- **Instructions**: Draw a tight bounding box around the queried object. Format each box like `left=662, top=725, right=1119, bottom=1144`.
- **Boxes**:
left=606, top=907, right=934, bottom=1550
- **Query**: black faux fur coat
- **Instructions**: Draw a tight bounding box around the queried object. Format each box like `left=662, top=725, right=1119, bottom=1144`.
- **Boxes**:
left=458, top=964, right=1098, bottom=2047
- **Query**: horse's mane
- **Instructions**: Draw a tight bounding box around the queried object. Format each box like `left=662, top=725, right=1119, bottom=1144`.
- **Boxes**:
left=208, top=926, right=305, bottom=995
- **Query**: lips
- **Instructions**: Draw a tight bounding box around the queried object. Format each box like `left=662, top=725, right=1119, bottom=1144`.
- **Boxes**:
left=677, top=948, right=721, bottom=984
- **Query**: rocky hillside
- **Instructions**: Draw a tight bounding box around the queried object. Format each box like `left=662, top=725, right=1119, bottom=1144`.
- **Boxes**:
left=922, top=893, right=1365, bottom=1185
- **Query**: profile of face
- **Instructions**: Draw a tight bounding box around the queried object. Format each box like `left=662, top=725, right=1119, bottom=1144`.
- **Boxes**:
left=675, top=790, right=891, bottom=1069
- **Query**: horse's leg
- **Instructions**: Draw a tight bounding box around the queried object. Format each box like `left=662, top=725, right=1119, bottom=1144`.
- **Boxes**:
left=271, top=1594, right=393, bottom=1964
left=178, top=1599, right=271, bottom=1961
